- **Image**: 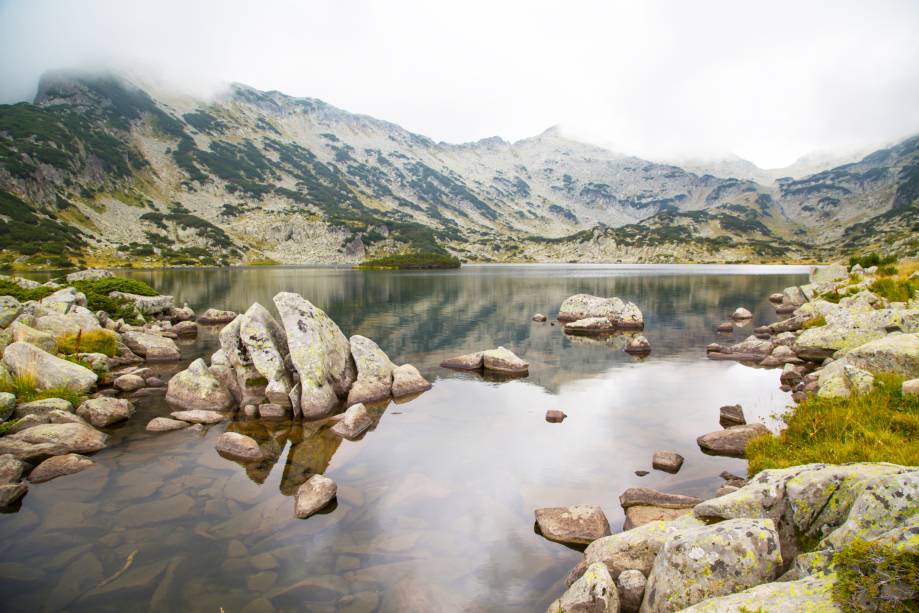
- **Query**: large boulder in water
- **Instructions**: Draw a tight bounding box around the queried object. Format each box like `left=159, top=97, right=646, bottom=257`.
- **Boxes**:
left=273, top=292, right=356, bottom=420
left=347, top=335, right=395, bottom=405
left=76, top=397, right=134, bottom=427
left=696, top=423, right=770, bottom=458
left=166, top=358, right=234, bottom=411
left=239, top=303, right=292, bottom=407
left=392, top=364, right=431, bottom=397
left=0, top=423, right=107, bottom=462
left=558, top=294, right=644, bottom=329
left=640, top=518, right=782, bottom=612
left=2, top=342, right=97, bottom=393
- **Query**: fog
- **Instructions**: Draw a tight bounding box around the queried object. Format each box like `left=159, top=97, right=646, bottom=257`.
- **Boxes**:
left=1, top=0, right=917, bottom=167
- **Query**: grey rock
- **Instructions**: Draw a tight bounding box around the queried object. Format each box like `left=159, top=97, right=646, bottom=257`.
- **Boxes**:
left=679, top=574, right=836, bottom=613
left=171, top=321, right=198, bottom=337
left=625, top=335, right=651, bottom=354
left=483, top=346, right=529, bottom=374
left=731, top=307, right=753, bottom=320
left=258, top=403, right=287, bottom=419
left=0, top=392, right=15, bottom=422
left=0, top=423, right=107, bottom=462
left=391, top=364, right=432, bottom=397
left=440, top=351, right=484, bottom=370
left=347, top=335, right=395, bottom=405
left=28, top=453, right=94, bottom=483
left=108, top=292, right=174, bottom=315
left=548, top=562, right=619, bottom=613
left=6, top=414, right=48, bottom=433
left=532, top=313, right=547, bottom=322
left=651, top=451, right=683, bottom=473
left=166, top=358, right=234, bottom=411
left=331, top=403, right=373, bottom=440
left=198, top=308, right=238, bottom=325
left=696, top=423, right=770, bottom=458
left=10, top=321, right=57, bottom=353
left=535, top=505, right=611, bottom=545
left=239, top=303, right=291, bottom=406
left=0, top=296, right=22, bottom=328
left=216, top=432, right=264, bottom=461
left=558, top=294, right=644, bottom=328
left=620, top=488, right=702, bottom=529
left=718, top=404, right=745, bottom=427
left=145, top=417, right=190, bottom=432
left=903, top=378, right=919, bottom=395
left=76, top=397, right=134, bottom=427
left=294, top=473, right=337, bottom=518
left=121, top=331, right=180, bottom=361
left=564, top=317, right=619, bottom=335
left=845, top=333, right=919, bottom=379
left=2, top=342, right=97, bottom=393
left=618, top=569, right=647, bottom=613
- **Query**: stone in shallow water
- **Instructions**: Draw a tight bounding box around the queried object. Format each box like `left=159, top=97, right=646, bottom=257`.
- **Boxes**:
left=166, top=358, right=234, bottom=411
left=14, top=397, right=73, bottom=418
left=545, top=409, right=567, bottom=423
left=651, top=451, right=683, bottom=473
left=216, top=432, right=263, bottom=461
left=347, top=335, right=395, bottom=405
left=169, top=409, right=226, bottom=425
left=121, top=331, right=181, bottom=361
left=331, top=403, right=373, bottom=440
left=391, top=364, right=431, bottom=397
left=114, top=373, right=145, bottom=392
left=731, top=307, right=753, bottom=320
left=145, top=417, right=190, bottom=433
left=619, top=487, right=702, bottom=530
left=483, top=347, right=528, bottom=374
left=548, top=561, right=619, bottom=613
left=0, top=423, right=107, bottom=462
left=0, top=483, right=27, bottom=507
left=197, top=308, right=238, bottom=324
left=625, top=335, right=651, bottom=354
left=28, top=453, right=94, bottom=483
left=696, top=423, right=770, bottom=458
left=294, top=473, right=337, bottom=519
left=440, top=351, right=484, bottom=370
left=0, top=454, right=26, bottom=484
left=535, top=505, right=611, bottom=545
left=76, top=397, right=135, bottom=427
left=718, top=404, right=745, bottom=427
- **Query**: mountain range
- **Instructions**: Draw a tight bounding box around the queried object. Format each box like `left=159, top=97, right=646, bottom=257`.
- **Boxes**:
left=0, top=71, right=916, bottom=268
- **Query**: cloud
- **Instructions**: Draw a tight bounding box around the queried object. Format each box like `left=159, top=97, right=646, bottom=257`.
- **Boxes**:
left=1, top=0, right=917, bottom=167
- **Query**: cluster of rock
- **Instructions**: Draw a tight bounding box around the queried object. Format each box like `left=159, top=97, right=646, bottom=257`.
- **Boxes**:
left=558, top=294, right=645, bottom=335
left=544, top=462, right=917, bottom=612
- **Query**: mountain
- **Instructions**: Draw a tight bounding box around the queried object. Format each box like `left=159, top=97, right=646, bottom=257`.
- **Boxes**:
left=0, top=71, right=916, bottom=268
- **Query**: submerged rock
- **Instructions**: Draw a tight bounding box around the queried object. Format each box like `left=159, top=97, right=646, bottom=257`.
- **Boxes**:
left=76, top=397, right=134, bottom=427
left=330, top=403, right=373, bottom=440
left=28, top=453, right=94, bottom=483
left=169, top=409, right=226, bottom=425
left=696, top=423, right=770, bottom=458
left=216, top=432, right=263, bottom=461
left=347, top=335, right=395, bottom=405
left=2, top=342, right=97, bottom=393
left=483, top=347, right=529, bottom=375
left=294, top=473, right=337, bottom=519
left=165, top=358, right=234, bottom=411
left=535, top=505, right=612, bottom=546
left=548, top=562, right=619, bottom=613
left=391, top=364, right=432, bottom=397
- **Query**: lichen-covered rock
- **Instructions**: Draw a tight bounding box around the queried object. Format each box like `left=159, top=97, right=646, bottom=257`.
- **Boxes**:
left=548, top=562, right=619, bottom=613
left=121, top=331, right=181, bottom=361
left=0, top=296, right=22, bottom=328
left=0, top=392, right=15, bottom=422
left=331, top=403, right=373, bottom=440
left=731, top=307, right=753, bottom=320
left=274, top=292, right=356, bottom=420
left=391, top=364, right=432, bottom=397
left=440, top=351, right=484, bottom=370
left=215, top=432, right=264, bottom=461
left=347, top=335, right=395, bottom=405
left=40, top=287, right=87, bottom=308
left=618, top=569, right=647, bottom=613
left=294, top=473, right=337, bottom=518
left=0, top=483, right=27, bottom=506
left=28, top=453, right=94, bottom=483
left=239, top=303, right=292, bottom=407
left=76, top=397, right=134, bottom=427
left=483, top=347, right=529, bottom=374
left=218, top=315, right=266, bottom=406
left=14, top=397, right=73, bottom=418
left=65, top=269, right=113, bottom=282
left=9, top=321, right=57, bottom=353
left=558, top=294, right=644, bottom=329
left=535, top=505, right=612, bottom=546
left=0, top=423, right=107, bottom=462
left=810, top=263, right=848, bottom=285
left=33, top=307, right=101, bottom=336
left=844, top=333, right=919, bottom=378
left=795, top=325, right=886, bottom=361
left=2, top=342, right=97, bottom=393
left=639, top=518, right=782, bottom=612
left=166, top=358, right=234, bottom=411
left=679, top=574, right=838, bottom=612
left=0, top=454, right=26, bottom=484
left=108, top=292, right=174, bottom=315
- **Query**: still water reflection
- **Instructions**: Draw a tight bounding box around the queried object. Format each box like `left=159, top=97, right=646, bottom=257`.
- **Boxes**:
left=1, top=265, right=807, bottom=612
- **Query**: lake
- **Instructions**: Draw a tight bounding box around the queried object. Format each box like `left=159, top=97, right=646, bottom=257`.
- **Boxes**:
left=1, top=264, right=808, bottom=612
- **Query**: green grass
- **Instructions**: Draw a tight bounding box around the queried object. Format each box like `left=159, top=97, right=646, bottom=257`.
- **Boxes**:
left=0, top=372, right=85, bottom=407
left=56, top=329, right=118, bottom=357
left=848, top=252, right=897, bottom=269
left=832, top=538, right=918, bottom=612
left=868, top=278, right=916, bottom=303
left=70, top=276, right=158, bottom=321
left=355, top=252, right=461, bottom=270
left=0, top=279, right=54, bottom=302
left=802, top=314, right=827, bottom=329
left=747, top=374, right=919, bottom=475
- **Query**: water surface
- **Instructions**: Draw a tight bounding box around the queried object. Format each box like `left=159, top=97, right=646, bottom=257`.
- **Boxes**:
left=1, top=264, right=807, bottom=612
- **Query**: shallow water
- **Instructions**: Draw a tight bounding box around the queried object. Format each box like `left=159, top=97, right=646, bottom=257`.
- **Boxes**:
left=1, top=264, right=808, bottom=612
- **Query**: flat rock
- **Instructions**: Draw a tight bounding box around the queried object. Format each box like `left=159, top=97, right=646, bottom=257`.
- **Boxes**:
left=76, top=397, right=134, bottom=427
left=535, top=505, right=611, bottom=545
left=651, top=451, right=684, bottom=473
left=0, top=423, right=107, bottom=462
left=331, top=403, right=373, bottom=440
left=2, top=342, right=97, bottom=393
left=145, top=417, right=190, bottom=432
left=483, top=347, right=528, bottom=374
left=548, top=562, right=619, bottom=613
left=845, top=333, right=919, bottom=379
left=166, top=358, right=234, bottom=411
left=258, top=403, right=288, bottom=419
left=66, top=269, right=113, bottom=282
left=216, top=432, right=264, bottom=461
left=170, top=409, right=226, bottom=425
left=440, top=351, right=484, bottom=370
left=347, top=335, right=395, bottom=405
left=679, top=574, right=835, bottom=613
left=546, top=409, right=567, bottom=423
left=620, top=488, right=702, bottom=530
left=697, top=423, right=770, bottom=458
left=114, top=373, right=146, bottom=392
left=28, top=453, right=94, bottom=483
left=14, top=397, right=73, bottom=418
left=294, top=474, right=337, bottom=519
left=171, top=321, right=198, bottom=337
left=391, top=364, right=431, bottom=397
left=564, top=317, right=618, bottom=335
left=197, top=308, right=238, bottom=325
left=718, top=404, right=745, bottom=427
left=121, top=331, right=180, bottom=361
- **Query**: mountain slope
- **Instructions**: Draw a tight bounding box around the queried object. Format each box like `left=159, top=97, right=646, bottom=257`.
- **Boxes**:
left=0, top=71, right=915, bottom=267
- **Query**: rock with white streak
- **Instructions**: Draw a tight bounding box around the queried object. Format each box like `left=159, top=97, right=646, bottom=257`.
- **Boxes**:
left=239, top=303, right=292, bottom=406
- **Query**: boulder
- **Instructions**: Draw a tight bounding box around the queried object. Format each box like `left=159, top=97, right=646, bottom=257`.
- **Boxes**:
left=108, top=292, right=174, bottom=315
left=548, top=562, right=619, bottom=613
left=546, top=409, right=567, bottom=423
left=28, top=453, right=94, bottom=483
left=391, top=364, right=432, bottom=397
left=679, top=574, right=836, bottom=613
left=718, top=404, right=745, bottom=427
left=121, top=331, right=180, bottom=361
left=810, top=263, right=847, bottom=285
left=40, top=287, right=87, bottom=308
left=0, top=483, right=27, bottom=506
left=347, top=335, right=395, bottom=405
left=768, top=292, right=785, bottom=304
left=172, top=321, right=198, bottom=337
left=558, top=294, right=644, bottom=328
left=483, top=347, right=528, bottom=374
left=0, top=392, right=14, bottom=422
left=844, top=333, right=919, bottom=378
left=651, top=451, right=683, bottom=473
left=198, top=308, right=238, bottom=325
left=697, top=423, right=770, bottom=458
left=218, top=316, right=265, bottom=406
left=641, top=519, right=783, bottom=612
left=169, top=409, right=226, bottom=424
left=532, top=313, right=547, bottom=322
left=215, top=432, right=264, bottom=461
left=0, top=275, right=40, bottom=289
left=239, top=303, right=292, bottom=406
left=6, top=414, right=48, bottom=434
left=795, top=325, right=886, bottom=361
left=0, top=454, right=26, bottom=484
left=294, top=473, right=337, bottom=519
left=165, top=358, right=234, bottom=411
left=2, top=342, right=97, bottom=393
left=0, top=423, right=107, bottom=462
left=617, top=569, right=647, bottom=613
left=273, top=292, right=355, bottom=420
left=114, top=373, right=146, bottom=392
left=76, top=397, right=135, bottom=427
left=535, top=505, right=612, bottom=546
left=14, top=397, right=73, bottom=418
left=440, top=352, right=484, bottom=370
left=10, top=321, right=57, bottom=353
left=781, top=286, right=807, bottom=306
left=0, top=296, right=22, bottom=328
left=33, top=307, right=101, bottom=336
left=731, top=307, right=753, bottom=320
left=625, top=335, right=651, bottom=354
left=65, top=269, right=113, bottom=282
left=619, top=488, right=702, bottom=530
left=145, top=417, right=190, bottom=432
left=331, top=403, right=373, bottom=440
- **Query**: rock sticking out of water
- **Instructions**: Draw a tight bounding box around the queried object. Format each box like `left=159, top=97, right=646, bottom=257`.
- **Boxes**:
left=651, top=451, right=683, bottom=473
left=697, top=423, right=770, bottom=458
left=535, top=505, right=612, bottom=545
left=718, top=404, right=746, bottom=427
left=197, top=308, right=238, bottom=325
left=294, top=474, right=337, bottom=519
left=625, top=335, right=651, bottom=355
left=545, top=409, right=567, bottom=423
left=216, top=432, right=264, bottom=461
left=619, top=487, right=703, bottom=530
left=731, top=307, right=753, bottom=320
left=330, top=403, right=373, bottom=440
left=548, top=562, right=619, bottom=613
left=28, top=453, right=94, bottom=483
left=145, top=417, right=190, bottom=432
left=532, top=313, right=547, bottom=322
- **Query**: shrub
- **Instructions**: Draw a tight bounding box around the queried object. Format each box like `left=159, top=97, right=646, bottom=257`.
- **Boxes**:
left=868, top=278, right=915, bottom=303
left=0, top=279, right=54, bottom=302
left=355, top=252, right=461, bottom=270
left=70, top=276, right=158, bottom=321
left=876, top=265, right=899, bottom=277
left=848, top=253, right=897, bottom=269
left=56, top=329, right=118, bottom=357
left=746, top=374, right=919, bottom=475
left=832, top=538, right=918, bottom=612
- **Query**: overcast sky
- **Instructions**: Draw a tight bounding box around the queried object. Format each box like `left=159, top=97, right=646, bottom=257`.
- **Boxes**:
left=1, top=0, right=917, bottom=168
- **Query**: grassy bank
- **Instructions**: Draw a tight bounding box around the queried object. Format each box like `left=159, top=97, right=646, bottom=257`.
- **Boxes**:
left=747, top=374, right=919, bottom=475
left=354, top=252, right=461, bottom=270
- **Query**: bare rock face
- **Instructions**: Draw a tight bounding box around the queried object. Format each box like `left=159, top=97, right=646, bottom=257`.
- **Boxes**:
left=2, top=342, right=97, bottom=393
left=0, top=423, right=107, bottom=462
left=294, top=474, right=337, bottom=519
left=535, top=505, right=612, bottom=546
left=440, top=352, right=484, bottom=370
left=215, top=432, right=264, bottom=461
left=198, top=308, right=238, bottom=325
left=28, top=453, right=94, bottom=483
left=121, top=331, right=181, bottom=361
left=76, top=397, right=135, bottom=427
left=391, top=364, right=432, bottom=397
left=239, top=303, right=292, bottom=407
left=145, top=417, right=190, bottom=432
left=347, top=335, right=395, bottom=405
left=651, top=451, right=684, bottom=473
left=548, top=562, right=619, bottom=613
left=274, top=292, right=356, bottom=420
left=718, top=404, right=746, bottom=427
left=165, top=358, right=234, bottom=412
left=697, top=423, right=770, bottom=458
left=331, top=403, right=373, bottom=440
left=483, top=347, right=529, bottom=375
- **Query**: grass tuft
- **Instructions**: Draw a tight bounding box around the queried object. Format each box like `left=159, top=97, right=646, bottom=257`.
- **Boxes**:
left=868, top=278, right=916, bottom=303
left=832, top=538, right=918, bottom=612
left=56, top=329, right=118, bottom=357
left=746, top=374, right=919, bottom=475
left=802, top=314, right=827, bottom=330
left=0, top=372, right=86, bottom=407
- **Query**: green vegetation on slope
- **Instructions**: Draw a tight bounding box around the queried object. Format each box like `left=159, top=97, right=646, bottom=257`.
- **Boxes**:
left=746, top=374, right=919, bottom=475
left=0, top=190, right=85, bottom=265
left=355, top=252, right=461, bottom=270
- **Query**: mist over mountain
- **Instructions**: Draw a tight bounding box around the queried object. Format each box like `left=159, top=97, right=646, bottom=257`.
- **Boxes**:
left=0, top=71, right=916, bottom=267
